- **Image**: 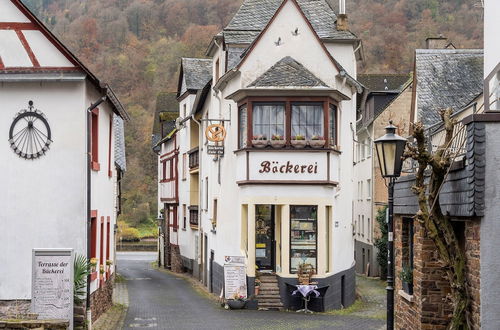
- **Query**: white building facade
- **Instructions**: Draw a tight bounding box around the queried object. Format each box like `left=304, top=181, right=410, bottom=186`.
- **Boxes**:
left=158, top=0, right=362, bottom=310
left=0, top=0, right=128, bottom=322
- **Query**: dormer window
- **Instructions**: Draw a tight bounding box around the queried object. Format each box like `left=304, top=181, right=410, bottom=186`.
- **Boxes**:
left=238, top=97, right=338, bottom=150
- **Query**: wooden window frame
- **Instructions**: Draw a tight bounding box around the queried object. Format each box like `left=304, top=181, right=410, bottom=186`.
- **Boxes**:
left=90, top=214, right=97, bottom=259
left=238, top=97, right=338, bottom=150
left=100, top=217, right=104, bottom=266
left=91, top=108, right=100, bottom=171
left=106, top=217, right=110, bottom=261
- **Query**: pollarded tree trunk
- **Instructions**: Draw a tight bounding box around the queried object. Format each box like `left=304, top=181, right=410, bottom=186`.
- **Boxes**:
left=405, top=108, right=470, bottom=330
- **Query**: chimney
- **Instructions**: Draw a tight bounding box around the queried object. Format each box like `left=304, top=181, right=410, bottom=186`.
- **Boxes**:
left=426, top=36, right=448, bottom=49
left=336, top=0, right=348, bottom=31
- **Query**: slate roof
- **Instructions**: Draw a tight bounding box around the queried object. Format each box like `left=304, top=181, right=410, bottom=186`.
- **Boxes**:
left=224, top=0, right=356, bottom=44
left=358, top=74, right=411, bottom=93
left=415, top=49, right=483, bottom=127
left=248, top=56, right=327, bottom=87
left=223, top=30, right=261, bottom=44
left=181, top=58, right=213, bottom=91
left=113, top=115, right=126, bottom=172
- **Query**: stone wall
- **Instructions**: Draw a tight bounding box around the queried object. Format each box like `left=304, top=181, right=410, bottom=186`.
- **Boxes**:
left=394, top=215, right=481, bottom=329
left=0, top=319, right=68, bottom=329
left=170, top=245, right=183, bottom=273
left=90, top=274, right=114, bottom=323
left=0, top=300, right=30, bottom=319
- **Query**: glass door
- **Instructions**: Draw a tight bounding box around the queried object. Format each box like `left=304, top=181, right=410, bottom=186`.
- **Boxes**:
left=255, top=205, right=275, bottom=271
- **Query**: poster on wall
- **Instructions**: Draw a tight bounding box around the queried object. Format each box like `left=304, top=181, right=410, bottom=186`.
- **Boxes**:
left=32, top=249, right=74, bottom=330
left=223, top=256, right=247, bottom=300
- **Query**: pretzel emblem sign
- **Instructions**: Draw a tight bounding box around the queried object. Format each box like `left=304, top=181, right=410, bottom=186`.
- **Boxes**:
left=205, top=124, right=226, bottom=142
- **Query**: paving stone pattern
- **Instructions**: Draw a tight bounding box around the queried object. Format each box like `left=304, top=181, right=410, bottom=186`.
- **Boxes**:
left=119, top=252, right=385, bottom=330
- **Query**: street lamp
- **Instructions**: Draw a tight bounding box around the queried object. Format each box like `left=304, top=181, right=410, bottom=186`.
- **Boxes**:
left=374, top=121, right=407, bottom=330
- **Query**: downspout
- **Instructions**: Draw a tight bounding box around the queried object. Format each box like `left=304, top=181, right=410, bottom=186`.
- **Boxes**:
left=86, top=95, right=107, bottom=328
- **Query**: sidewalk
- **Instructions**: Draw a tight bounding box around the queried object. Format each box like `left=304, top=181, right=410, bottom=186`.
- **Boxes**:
left=93, top=277, right=129, bottom=330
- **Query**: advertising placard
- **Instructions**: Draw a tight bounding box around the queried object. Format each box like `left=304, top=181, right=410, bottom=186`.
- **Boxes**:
left=223, top=256, right=247, bottom=300
left=32, top=249, right=74, bottom=329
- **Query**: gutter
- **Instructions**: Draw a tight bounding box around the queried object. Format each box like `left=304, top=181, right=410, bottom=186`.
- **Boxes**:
left=86, top=96, right=107, bottom=329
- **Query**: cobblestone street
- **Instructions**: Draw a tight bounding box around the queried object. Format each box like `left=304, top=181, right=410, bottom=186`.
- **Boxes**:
left=105, top=252, right=385, bottom=330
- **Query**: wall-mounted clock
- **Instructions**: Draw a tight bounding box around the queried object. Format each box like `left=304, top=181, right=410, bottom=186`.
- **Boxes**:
left=9, top=101, right=52, bottom=159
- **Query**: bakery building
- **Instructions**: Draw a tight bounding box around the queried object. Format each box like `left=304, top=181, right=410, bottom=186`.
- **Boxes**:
left=156, top=0, right=363, bottom=310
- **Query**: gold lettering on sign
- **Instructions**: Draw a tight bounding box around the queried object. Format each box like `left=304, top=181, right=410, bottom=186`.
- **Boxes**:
left=259, top=161, right=318, bottom=174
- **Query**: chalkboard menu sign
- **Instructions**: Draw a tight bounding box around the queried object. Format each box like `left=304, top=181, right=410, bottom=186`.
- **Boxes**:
left=223, top=256, right=247, bottom=300
left=32, top=249, right=74, bottom=329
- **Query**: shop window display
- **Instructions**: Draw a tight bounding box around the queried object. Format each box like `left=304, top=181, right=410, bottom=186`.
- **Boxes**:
left=290, top=205, right=317, bottom=273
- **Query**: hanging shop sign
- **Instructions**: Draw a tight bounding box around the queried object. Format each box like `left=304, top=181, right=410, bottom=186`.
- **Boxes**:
left=205, top=124, right=226, bottom=142
left=207, top=145, right=224, bottom=155
left=32, top=249, right=74, bottom=329
left=223, top=256, right=247, bottom=300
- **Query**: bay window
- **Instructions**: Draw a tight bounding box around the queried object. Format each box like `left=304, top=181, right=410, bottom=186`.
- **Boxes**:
left=291, top=103, right=323, bottom=139
left=238, top=97, right=338, bottom=149
left=253, top=103, right=285, bottom=139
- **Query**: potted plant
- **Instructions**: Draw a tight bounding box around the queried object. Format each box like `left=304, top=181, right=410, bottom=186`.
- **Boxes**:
left=309, top=135, right=326, bottom=148
left=270, top=134, right=286, bottom=148
left=251, top=135, right=268, bottom=148
left=89, top=258, right=98, bottom=273
left=399, top=264, right=413, bottom=295
left=255, top=266, right=261, bottom=296
left=227, top=293, right=247, bottom=309
left=291, top=135, right=307, bottom=148
left=254, top=278, right=261, bottom=296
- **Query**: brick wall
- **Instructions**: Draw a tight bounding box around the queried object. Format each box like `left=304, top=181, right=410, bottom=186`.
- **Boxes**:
left=394, top=215, right=480, bottom=329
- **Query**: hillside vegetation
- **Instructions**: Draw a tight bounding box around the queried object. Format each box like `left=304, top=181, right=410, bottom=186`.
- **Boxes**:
left=21, top=0, right=483, bottom=233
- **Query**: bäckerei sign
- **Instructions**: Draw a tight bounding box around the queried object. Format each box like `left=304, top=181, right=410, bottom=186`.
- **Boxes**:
left=247, top=152, right=333, bottom=182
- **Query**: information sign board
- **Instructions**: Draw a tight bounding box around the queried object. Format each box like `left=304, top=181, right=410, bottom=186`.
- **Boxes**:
left=32, top=249, right=74, bottom=329
left=207, top=145, right=224, bottom=155
left=223, top=256, right=247, bottom=300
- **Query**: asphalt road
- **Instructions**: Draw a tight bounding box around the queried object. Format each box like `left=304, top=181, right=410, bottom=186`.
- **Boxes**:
left=117, top=252, right=385, bottom=330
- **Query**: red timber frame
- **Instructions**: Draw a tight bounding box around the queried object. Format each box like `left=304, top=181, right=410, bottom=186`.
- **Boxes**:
left=90, top=210, right=98, bottom=281
left=237, top=96, right=339, bottom=150
left=91, top=108, right=100, bottom=171
left=159, top=135, right=179, bottom=204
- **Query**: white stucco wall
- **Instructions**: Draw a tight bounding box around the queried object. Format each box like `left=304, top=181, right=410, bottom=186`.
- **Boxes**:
left=0, top=81, right=87, bottom=299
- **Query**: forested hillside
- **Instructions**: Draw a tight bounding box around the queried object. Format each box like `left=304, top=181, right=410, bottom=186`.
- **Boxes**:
left=21, top=0, right=483, bottom=235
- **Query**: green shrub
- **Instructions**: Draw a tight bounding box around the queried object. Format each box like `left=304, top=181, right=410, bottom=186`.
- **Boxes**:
left=374, top=206, right=388, bottom=280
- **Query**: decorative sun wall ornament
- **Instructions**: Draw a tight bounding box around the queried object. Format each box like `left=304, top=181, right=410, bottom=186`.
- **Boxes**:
left=9, top=101, right=52, bottom=159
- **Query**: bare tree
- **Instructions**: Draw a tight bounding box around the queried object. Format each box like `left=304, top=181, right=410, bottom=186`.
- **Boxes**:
left=405, top=108, right=470, bottom=329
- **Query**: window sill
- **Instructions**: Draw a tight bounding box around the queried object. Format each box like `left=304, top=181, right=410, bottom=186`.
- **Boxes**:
left=182, top=228, right=187, bottom=231
left=91, top=161, right=100, bottom=171
left=234, top=147, right=341, bottom=154
left=190, top=225, right=199, bottom=230
left=398, top=289, right=414, bottom=303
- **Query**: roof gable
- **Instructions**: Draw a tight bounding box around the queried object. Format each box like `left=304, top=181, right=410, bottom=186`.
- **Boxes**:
left=0, top=0, right=77, bottom=70
left=0, top=0, right=129, bottom=120
left=177, top=58, right=212, bottom=97
left=237, top=0, right=343, bottom=88
left=249, top=56, right=327, bottom=87
left=415, top=49, right=483, bottom=127
left=225, top=0, right=356, bottom=43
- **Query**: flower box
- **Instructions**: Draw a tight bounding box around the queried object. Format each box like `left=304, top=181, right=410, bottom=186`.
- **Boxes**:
left=270, top=140, right=286, bottom=148
left=291, top=140, right=307, bottom=148
left=227, top=299, right=247, bottom=309
left=252, top=140, right=268, bottom=148
left=309, top=140, right=326, bottom=148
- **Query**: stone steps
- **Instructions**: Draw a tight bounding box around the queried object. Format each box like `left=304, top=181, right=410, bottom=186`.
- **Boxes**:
left=257, top=274, right=283, bottom=311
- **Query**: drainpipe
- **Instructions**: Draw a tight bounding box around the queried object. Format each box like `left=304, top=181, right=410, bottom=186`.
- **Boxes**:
left=86, top=96, right=107, bottom=329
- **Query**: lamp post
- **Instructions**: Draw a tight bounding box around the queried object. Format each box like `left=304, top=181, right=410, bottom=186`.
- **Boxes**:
left=374, top=121, right=407, bottom=330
